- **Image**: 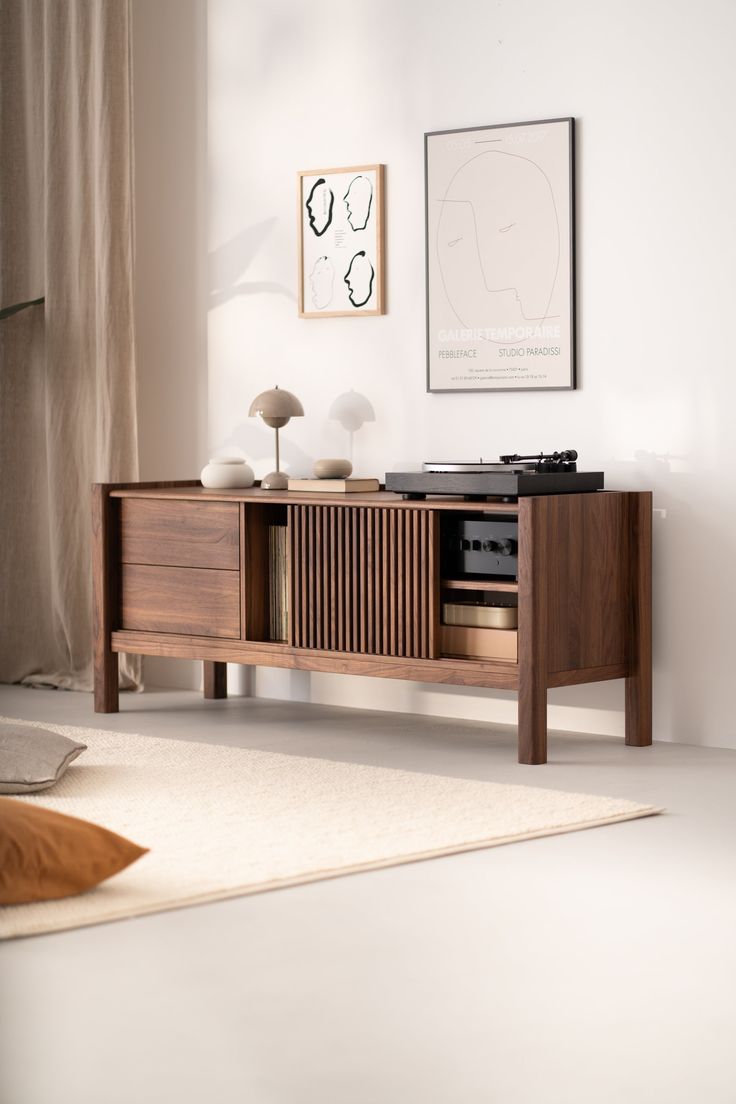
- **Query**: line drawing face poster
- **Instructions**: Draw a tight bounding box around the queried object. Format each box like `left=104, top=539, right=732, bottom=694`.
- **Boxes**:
left=425, top=118, right=575, bottom=392
left=298, top=165, right=384, bottom=318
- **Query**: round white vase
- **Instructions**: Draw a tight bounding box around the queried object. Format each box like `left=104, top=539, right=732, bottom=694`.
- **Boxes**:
left=200, top=457, right=255, bottom=489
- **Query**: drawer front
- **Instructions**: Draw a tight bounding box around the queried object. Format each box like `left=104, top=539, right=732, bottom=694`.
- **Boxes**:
left=121, top=565, right=240, bottom=638
left=120, top=499, right=240, bottom=570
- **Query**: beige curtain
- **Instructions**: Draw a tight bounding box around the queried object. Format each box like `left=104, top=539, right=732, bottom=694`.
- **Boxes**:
left=0, top=0, right=140, bottom=690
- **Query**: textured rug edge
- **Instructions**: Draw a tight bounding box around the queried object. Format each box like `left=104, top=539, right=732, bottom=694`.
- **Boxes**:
left=0, top=804, right=662, bottom=941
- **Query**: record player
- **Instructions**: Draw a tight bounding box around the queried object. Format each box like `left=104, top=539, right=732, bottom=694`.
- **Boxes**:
left=385, top=450, right=604, bottom=500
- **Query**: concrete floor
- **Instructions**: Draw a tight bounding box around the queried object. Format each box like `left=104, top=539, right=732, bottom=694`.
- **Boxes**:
left=1, top=684, right=735, bottom=1104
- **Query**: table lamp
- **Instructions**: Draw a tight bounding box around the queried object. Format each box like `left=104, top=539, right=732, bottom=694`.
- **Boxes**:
left=248, top=385, right=304, bottom=489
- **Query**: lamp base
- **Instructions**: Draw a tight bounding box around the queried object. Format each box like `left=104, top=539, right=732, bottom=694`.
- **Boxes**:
left=260, top=470, right=288, bottom=490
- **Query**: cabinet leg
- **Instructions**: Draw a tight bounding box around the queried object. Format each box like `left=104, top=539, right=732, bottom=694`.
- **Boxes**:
left=518, top=676, right=548, bottom=764
left=625, top=492, right=652, bottom=746
left=92, top=482, right=119, bottom=713
left=94, top=650, right=119, bottom=713
left=625, top=673, right=652, bottom=746
left=204, top=661, right=227, bottom=699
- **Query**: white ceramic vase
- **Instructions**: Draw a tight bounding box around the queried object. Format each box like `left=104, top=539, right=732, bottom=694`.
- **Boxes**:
left=200, top=457, right=255, bottom=489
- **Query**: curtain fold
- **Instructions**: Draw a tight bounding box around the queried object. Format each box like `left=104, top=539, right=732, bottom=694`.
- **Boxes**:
left=0, top=0, right=141, bottom=690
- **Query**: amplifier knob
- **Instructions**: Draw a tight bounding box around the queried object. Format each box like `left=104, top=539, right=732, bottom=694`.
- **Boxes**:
left=496, top=538, right=516, bottom=556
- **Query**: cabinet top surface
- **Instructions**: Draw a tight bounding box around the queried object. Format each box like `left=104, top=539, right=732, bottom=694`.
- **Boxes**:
left=104, top=482, right=647, bottom=512
left=108, top=483, right=520, bottom=511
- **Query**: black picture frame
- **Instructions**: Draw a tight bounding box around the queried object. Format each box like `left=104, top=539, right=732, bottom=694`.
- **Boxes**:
left=425, top=117, right=576, bottom=393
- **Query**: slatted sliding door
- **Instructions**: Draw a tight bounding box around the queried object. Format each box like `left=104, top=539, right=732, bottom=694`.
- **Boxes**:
left=288, top=505, right=437, bottom=659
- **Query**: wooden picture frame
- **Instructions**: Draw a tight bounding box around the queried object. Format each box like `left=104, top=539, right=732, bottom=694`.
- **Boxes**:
left=298, top=164, right=385, bottom=318
left=425, top=118, right=576, bottom=392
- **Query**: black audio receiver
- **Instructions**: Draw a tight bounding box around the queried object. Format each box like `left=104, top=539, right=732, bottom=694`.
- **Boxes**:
left=441, top=516, right=519, bottom=578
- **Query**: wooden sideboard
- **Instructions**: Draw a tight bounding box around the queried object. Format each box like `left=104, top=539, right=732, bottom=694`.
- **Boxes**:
left=92, top=482, right=652, bottom=764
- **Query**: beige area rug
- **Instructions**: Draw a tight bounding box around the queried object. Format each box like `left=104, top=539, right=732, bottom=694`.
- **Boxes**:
left=0, top=718, right=660, bottom=939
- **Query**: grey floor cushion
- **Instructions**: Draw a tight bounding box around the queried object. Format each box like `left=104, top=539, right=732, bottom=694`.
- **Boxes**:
left=0, top=723, right=87, bottom=794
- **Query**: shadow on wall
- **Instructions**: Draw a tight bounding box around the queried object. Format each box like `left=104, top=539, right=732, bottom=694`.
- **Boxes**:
left=328, top=390, right=376, bottom=465
left=213, top=390, right=377, bottom=477
left=217, top=420, right=313, bottom=478
left=207, top=216, right=380, bottom=468
left=208, top=220, right=295, bottom=309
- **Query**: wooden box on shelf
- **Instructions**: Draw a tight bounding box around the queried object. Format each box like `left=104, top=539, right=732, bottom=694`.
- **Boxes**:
left=440, top=623, right=518, bottom=662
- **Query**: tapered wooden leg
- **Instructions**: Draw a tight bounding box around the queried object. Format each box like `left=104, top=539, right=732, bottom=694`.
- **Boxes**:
left=94, top=650, right=119, bottom=713
left=518, top=673, right=548, bottom=764
left=204, top=660, right=227, bottom=699
left=625, top=493, right=652, bottom=746
left=92, top=483, right=120, bottom=713
left=625, top=674, right=651, bottom=746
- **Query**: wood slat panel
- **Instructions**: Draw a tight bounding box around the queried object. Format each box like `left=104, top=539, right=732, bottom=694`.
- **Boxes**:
left=341, top=509, right=347, bottom=652
left=420, top=511, right=428, bottom=658
left=121, top=498, right=239, bottom=570
left=366, top=508, right=374, bottom=653
left=411, top=510, right=420, bottom=657
left=328, top=507, right=337, bottom=651
left=289, top=504, right=435, bottom=658
left=386, top=507, right=390, bottom=653
left=121, top=564, right=240, bottom=638
left=427, top=511, right=439, bottom=660
left=288, top=505, right=300, bottom=647
left=351, top=509, right=360, bottom=652
left=300, top=506, right=308, bottom=648
left=387, top=509, right=396, bottom=655
left=358, top=509, right=367, bottom=653
left=307, top=506, right=315, bottom=649
left=397, top=510, right=405, bottom=657
left=314, top=506, right=323, bottom=649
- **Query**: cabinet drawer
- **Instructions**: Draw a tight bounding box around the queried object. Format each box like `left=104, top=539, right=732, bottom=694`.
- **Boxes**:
left=440, top=624, right=517, bottom=662
left=120, top=499, right=239, bottom=570
left=120, top=565, right=240, bottom=638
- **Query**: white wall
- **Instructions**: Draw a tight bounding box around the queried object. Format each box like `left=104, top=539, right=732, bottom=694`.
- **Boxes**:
left=204, top=0, right=736, bottom=747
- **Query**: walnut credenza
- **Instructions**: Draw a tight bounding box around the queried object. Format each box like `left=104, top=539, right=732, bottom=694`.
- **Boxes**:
left=92, top=482, right=652, bottom=764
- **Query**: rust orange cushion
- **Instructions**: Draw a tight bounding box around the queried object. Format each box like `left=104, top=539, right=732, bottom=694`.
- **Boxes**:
left=0, top=797, right=148, bottom=905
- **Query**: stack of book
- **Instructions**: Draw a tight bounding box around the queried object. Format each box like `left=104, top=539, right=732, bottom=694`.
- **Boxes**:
left=286, top=477, right=380, bottom=493
left=268, top=524, right=289, bottom=642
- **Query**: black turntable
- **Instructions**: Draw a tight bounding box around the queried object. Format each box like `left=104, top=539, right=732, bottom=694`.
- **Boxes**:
left=385, top=450, right=604, bottom=500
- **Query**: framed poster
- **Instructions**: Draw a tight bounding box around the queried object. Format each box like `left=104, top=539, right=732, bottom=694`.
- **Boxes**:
left=425, top=118, right=575, bottom=392
left=298, top=164, right=385, bottom=318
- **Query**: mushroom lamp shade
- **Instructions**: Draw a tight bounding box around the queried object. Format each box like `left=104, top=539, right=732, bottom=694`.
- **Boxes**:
left=248, top=385, right=304, bottom=489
